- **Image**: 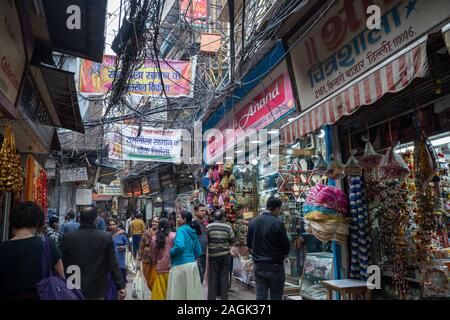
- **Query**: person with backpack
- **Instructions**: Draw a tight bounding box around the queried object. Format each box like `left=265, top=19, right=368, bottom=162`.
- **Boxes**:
left=166, top=211, right=203, bottom=300
left=60, top=206, right=126, bottom=300
left=0, top=202, right=65, bottom=300
left=149, top=218, right=176, bottom=300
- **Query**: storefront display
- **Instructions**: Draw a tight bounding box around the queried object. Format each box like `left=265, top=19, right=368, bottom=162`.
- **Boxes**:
left=298, top=252, right=333, bottom=300
left=341, top=129, right=450, bottom=299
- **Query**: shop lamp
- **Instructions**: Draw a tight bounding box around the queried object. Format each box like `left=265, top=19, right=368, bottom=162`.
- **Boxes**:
left=251, top=158, right=259, bottom=165
left=431, top=135, right=450, bottom=147
left=317, top=129, right=325, bottom=138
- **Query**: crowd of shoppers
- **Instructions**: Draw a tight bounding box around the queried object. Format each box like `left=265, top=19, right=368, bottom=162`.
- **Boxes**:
left=0, top=196, right=292, bottom=300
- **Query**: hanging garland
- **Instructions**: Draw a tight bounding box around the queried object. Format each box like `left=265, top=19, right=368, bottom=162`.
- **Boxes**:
left=349, top=175, right=370, bottom=280
left=34, top=168, right=48, bottom=214
left=0, top=123, right=23, bottom=198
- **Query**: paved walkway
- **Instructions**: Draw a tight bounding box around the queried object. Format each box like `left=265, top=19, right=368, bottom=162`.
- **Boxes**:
left=124, top=272, right=255, bottom=300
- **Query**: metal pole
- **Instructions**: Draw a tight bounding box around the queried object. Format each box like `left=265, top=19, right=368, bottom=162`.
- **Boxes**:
left=2, top=192, right=12, bottom=241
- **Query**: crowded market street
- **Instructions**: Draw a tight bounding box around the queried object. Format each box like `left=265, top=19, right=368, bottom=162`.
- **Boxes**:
left=0, top=0, right=449, bottom=304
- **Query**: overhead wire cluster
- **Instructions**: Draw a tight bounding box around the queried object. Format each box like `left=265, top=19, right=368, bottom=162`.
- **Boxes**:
left=54, top=0, right=316, bottom=178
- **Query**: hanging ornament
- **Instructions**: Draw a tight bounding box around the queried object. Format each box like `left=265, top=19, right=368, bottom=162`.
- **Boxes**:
left=278, top=161, right=313, bottom=201
left=345, top=149, right=362, bottom=176
left=313, top=153, right=328, bottom=175
left=325, top=155, right=346, bottom=180
left=380, top=142, right=410, bottom=178
left=360, top=136, right=383, bottom=169
left=0, top=123, right=23, bottom=198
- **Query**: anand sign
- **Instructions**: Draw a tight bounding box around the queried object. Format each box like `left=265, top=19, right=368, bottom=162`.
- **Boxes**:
left=290, top=0, right=450, bottom=111
left=205, top=61, right=295, bottom=163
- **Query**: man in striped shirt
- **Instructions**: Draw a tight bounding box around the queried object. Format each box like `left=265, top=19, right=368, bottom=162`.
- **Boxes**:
left=206, top=210, right=236, bottom=300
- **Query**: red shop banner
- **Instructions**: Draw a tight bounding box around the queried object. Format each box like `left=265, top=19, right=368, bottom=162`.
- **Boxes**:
left=206, top=62, right=296, bottom=163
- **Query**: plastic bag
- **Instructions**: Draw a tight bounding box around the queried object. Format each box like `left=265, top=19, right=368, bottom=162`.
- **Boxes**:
left=313, top=154, right=328, bottom=174
left=380, top=142, right=410, bottom=178
left=345, top=149, right=362, bottom=176
left=126, top=248, right=136, bottom=275
left=325, top=155, right=346, bottom=179
left=284, top=258, right=291, bottom=276
left=360, top=137, right=383, bottom=169
left=132, top=270, right=146, bottom=300
left=232, top=256, right=243, bottom=278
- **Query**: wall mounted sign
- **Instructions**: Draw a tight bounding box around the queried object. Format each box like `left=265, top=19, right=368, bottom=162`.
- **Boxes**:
left=0, top=0, right=26, bottom=107
left=108, top=125, right=182, bottom=163
left=80, top=55, right=193, bottom=97
left=60, top=167, right=88, bottom=183
left=206, top=61, right=295, bottom=163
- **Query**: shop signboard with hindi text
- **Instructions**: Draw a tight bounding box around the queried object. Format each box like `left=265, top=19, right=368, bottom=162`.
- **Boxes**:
left=0, top=0, right=26, bottom=108
left=108, top=126, right=182, bottom=163
left=289, top=0, right=450, bottom=111
left=60, top=167, right=88, bottom=183
left=79, top=55, right=193, bottom=97
left=96, top=184, right=123, bottom=196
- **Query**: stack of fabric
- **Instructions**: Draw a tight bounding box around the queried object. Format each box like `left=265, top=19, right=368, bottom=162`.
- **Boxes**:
left=303, top=184, right=350, bottom=244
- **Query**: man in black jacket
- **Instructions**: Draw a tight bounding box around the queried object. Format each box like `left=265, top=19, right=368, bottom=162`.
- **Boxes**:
left=247, top=197, right=290, bottom=300
left=60, top=206, right=126, bottom=300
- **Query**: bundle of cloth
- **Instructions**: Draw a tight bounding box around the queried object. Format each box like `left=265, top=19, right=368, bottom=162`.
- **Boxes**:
left=303, top=184, right=350, bottom=244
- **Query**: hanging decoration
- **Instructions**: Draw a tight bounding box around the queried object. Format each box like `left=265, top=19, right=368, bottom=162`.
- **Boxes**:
left=312, top=153, right=328, bottom=174
left=325, top=155, right=346, bottom=180
left=278, top=161, right=313, bottom=202
left=205, top=162, right=239, bottom=225
left=360, top=137, right=383, bottom=170
left=0, top=123, right=23, bottom=198
left=349, top=175, right=371, bottom=280
left=34, top=168, right=48, bottom=215
left=380, top=143, right=410, bottom=179
left=303, top=184, right=350, bottom=244
left=345, top=149, right=362, bottom=176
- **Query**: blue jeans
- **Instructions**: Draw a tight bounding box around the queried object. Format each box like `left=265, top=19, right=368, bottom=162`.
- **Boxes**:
left=254, top=263, right=285, bottom=300
left=132, top=235, right=142, bottom=255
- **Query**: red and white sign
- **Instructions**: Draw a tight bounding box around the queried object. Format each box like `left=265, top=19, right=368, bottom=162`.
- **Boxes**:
left=206, top=61, right=295, bottom=162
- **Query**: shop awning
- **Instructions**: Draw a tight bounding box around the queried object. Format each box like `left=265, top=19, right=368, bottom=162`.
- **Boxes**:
left=281, top=38, right=429, bottom=144
left=42, top=0, right=107, bottom=63
left=40, top=66, right=84, bottom=134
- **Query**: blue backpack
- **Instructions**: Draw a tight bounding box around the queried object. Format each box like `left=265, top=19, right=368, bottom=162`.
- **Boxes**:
left=36, top=237, right=85, bottom=300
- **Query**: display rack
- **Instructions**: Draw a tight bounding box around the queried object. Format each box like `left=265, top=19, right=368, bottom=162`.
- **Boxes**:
left=298, top=252, right=334, bottom=300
